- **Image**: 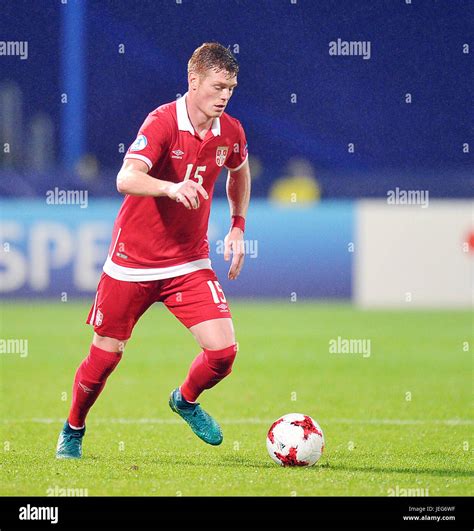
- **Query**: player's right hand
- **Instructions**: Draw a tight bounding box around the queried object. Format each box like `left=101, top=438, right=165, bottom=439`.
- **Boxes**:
left=167, top=180, right=209, bottom=210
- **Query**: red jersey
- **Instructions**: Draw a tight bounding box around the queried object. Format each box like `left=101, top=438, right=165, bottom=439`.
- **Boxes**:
left=103, top=93, right=248, bottom=281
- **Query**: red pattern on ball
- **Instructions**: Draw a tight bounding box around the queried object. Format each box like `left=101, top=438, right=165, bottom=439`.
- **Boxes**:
left=291, top=415, right=323, bottom=440
left=267, top=418, right=285, bottom=443
left=274, top=446, right=309, bottom=467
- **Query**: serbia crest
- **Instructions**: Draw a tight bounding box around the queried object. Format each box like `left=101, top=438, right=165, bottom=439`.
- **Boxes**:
left=216, top=146, right=229, bottom=167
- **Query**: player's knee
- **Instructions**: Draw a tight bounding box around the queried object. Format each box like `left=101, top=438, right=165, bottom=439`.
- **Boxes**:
left=93, top=333, right=127, bottom=354
left=191, top=316, right=235, bottom=350
left=204, top=344, right=238, bottom=376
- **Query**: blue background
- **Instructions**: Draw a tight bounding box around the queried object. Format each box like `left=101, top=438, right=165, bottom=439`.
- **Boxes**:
left=0, top=0, right=472, bottom=198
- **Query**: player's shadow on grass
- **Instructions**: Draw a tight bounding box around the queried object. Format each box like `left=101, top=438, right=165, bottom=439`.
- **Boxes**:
left=328, top=463, right=473, bottom=478
left=219, top=455, right=275, bottom=469
left=149, top=454, right=275, bottom=469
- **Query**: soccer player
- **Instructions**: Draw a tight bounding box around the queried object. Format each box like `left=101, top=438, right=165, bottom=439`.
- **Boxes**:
left=56, top=43, right=251, bottom=458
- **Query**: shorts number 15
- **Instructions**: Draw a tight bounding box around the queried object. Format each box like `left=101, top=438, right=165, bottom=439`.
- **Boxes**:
left=207, top=280, right=226, bottom=303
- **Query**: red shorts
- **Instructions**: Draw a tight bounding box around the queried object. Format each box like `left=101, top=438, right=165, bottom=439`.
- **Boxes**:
left=86, top=269, right=231, bottom=340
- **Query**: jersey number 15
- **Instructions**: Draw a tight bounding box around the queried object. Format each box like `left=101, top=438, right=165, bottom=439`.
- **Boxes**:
left=184, top=164, right=206, bottom=186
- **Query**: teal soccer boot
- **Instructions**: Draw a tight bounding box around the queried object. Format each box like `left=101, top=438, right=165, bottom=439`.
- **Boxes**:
left=169, top=388, right=223, bottom=446
left=55, top=421, right=85, bottom=459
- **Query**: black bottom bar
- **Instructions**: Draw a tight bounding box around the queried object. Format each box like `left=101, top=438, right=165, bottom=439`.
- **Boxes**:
left=0, top=496, right=471, bottom=530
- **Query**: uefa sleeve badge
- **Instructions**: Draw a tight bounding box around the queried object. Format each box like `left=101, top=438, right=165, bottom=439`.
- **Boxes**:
left=130, top=134, right=148, bottom=152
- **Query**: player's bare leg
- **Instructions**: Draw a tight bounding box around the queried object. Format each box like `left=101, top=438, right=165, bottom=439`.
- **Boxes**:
left=56, top=333, right=125, bottom=459
left=189, top=317, right=236, bottom=350
left=169, top=318, right=237, bottom=446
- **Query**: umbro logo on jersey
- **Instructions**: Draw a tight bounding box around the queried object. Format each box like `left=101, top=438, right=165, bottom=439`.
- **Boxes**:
left=79, top=382, right=93, bottom=394
left=171, top=149, right=184, bottom=159
left=217, top=303, right=229, bottom=311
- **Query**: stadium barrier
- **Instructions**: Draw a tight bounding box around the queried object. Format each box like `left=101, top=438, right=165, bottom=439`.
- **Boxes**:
left=354, top=200, right=473, bottom=308
left=0, top=199, right=353, bottom=299
left=1, top=198, right=471, bottom=306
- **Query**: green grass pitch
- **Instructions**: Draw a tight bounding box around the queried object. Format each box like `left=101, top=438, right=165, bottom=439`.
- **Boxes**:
left=1, top=301, right=472, bottom=496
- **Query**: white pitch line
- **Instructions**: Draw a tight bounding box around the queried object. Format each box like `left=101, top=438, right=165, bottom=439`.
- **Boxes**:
left=1, top=418, right=473, bottom=426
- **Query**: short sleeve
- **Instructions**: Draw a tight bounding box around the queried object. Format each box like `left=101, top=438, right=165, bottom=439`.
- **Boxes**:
left=224, top=120, right=248, bottom=171
left=124, top=112, right=169, bottom=170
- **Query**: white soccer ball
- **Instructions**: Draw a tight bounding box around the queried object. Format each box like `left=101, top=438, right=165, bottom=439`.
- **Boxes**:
left=266, top=413, right=325, bottom=467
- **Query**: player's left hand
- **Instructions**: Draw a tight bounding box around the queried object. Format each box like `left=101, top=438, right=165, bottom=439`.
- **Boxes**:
left=224, top=227, right=245, bottom=280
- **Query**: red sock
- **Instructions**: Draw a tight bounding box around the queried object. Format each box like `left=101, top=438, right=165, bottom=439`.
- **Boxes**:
left=68, top=344, right=122, bottom=428
left=180, top=344, right=237, bottom=402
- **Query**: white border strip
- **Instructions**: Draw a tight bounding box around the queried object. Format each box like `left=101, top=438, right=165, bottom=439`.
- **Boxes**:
left=225, top=153, right=248, bottom=172
left=103, top=257, right=212, bottom=282
left=124, top=154, right=153, bottom=170
left=87, top=292, right=99, bottom=325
